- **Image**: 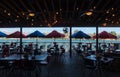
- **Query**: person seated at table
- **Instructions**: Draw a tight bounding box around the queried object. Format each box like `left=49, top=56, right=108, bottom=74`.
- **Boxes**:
left=2, top=45, right=10, bottom=57
left=10, top=42, right=14, bottom=48
left=28, top=43, right=33, bottom=54
left=82, top=44, right=87, bottom=52
left=87, top=43, right=92, bottom=51
left=34, top=44, right=39, bottom=55
left=29, top=42, right=33, bottom=49
left=54, top=43, right=59, bottom=55
left=2, top=42, right=6, bottom=50
left=24, top=45, right=31, bottom=54
left=60, top=45, right=65, bottom=56
left=102, top=43, right=107, bottom=51
left=47, top=47, right=51, bottom=54
left=13, top=42, right=17, bottom=47
left=108, top=43, right=116, bottom=53
left=10, top=42, right=17, bottom=48
left=76, top=43, right=82, bottom=55
left=16, top=46, right=20, bottom=53
left=29, top=42, right=33, bottom=47
left=24, top=45, right=28, bottom=52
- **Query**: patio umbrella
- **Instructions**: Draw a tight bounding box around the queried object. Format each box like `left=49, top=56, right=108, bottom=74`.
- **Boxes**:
left=72, top=31, right=91, bottom=52
left=0, top=31, right=7, bottom=37
left=7, top=31, right=26, bottom=43
left=46, top=30, right=65, bottom=42
left=72, top=31, right=91, bottom=39
left=46, top=30, right=65, bottom=54
left=7, top=31, right=26, bottom=38
left=46, top=30, right=65, bottom=38
left=93, top=31, right=117, bottom=39
left=93, top=31, right=117, bottom=51
left=27, top=30, right=45, bottom=43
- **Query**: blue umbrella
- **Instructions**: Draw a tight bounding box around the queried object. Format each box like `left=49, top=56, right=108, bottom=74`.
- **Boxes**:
left=0, top=31, right=7, bottom=37
left=72, top=31, right=91, bottom=39
left=27, top=30, right=45, bottom=37
left=27, top=30, right=45, bottom=44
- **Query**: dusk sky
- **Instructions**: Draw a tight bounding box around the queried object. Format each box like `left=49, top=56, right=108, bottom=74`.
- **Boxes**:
left=0, top=27, right=120, bottom=35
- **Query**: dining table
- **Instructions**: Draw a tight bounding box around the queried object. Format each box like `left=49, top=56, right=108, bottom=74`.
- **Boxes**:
left=85, top=54, right=113, bottom=63
left=0, top=53, right=48, bottom=76
left=84, top=54, right=114, bottom=77
left=0, top=53, right=48, bottom=61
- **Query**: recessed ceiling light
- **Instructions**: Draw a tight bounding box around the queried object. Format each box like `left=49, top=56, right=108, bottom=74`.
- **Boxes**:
left=22, top=12, right=25, bottom=15
left=112, top=8, right=114, bottom=10
left=76, top=8, right=79, bottom=10
left=31, top=23, right=34, bottom=26
left=56, top=12, right=59, bottom=15
left=102, top=23, right=107, bottom=26
left=105, top=18, right=108, bottom=21
left=48, top=23, right=51, bottom=27
left=112, top=14, right=115, bottom=17
left=32, top=19, right=34, bottom=21
left=106, top=11, right=109, bottom=14
left=26, top=17, right=29, bottom=20
left=17, top=15, right=19, bottom=18
left=93, top=6, right=96, bottom=9
left=4, top=10, right=7, bottom=13
left=116, top=21, right=119, bottom=24
left=60, top=9, right=62, bottom=11
left=112, top=21, right=114, bottom=24
left=15, top=19, right=18, bottom=22
left=8, top=13, right=11, bottom=16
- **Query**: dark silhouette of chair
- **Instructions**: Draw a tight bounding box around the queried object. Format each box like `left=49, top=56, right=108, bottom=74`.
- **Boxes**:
left=11, top=59, right=38, bottom=77
left=0, top=60, right=11, bottom=77
left=83, top=58, right=97, bottom=77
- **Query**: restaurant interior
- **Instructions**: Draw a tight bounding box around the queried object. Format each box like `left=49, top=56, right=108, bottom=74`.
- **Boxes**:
left=0, top=0, right=120, bottom=77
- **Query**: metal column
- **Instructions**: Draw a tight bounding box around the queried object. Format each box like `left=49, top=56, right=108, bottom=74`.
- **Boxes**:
left=20, top=26, right=22, bottom=54
left=69, top=26, right=72, bottom=57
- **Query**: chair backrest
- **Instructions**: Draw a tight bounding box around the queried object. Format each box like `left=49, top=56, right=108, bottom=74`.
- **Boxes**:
left=83, top=58, right=96, bottom=69
left=13, top=59, right=36, bottom=70
left=0, top=60, right=9, bottom=66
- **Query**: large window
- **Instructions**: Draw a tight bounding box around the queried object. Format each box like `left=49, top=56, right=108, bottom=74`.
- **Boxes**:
left=72, top=27, right=96, bottom=55
left=23, top=27, right=70, bottom=53
left=0, top=28, right=20, bottom=46
left=98, top=27, right=119, bottom=53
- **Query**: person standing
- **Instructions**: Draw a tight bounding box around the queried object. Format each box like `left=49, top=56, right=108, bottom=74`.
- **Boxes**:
left=3, top=45, right=10, bottom=57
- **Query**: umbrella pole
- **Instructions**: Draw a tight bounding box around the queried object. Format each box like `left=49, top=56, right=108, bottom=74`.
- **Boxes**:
left=36, top=37, right=38, bottom=45
left=16, top=38, right=18, bottom=44
left=53, top=38, right=55, bottom=43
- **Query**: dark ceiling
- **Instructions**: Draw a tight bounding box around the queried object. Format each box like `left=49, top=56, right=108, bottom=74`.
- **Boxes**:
left=0, top=0, right=120, bottom=27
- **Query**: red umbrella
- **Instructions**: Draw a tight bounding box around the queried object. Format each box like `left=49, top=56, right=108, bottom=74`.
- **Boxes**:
left=93, top=31, right=117, bottom=39
left=7, top=31, right=26, bottom=38
left=46, top=30, right=65, bottom=38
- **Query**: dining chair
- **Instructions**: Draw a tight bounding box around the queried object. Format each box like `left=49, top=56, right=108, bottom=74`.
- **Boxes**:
left=11, top=59, right=38, bottom=77
left=0, top=60, right=12, bottom=77
left=83, top=58, right=97, bottom=77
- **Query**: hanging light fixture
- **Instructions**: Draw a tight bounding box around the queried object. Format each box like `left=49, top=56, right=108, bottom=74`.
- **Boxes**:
left=86, top=9, right=93, bottom=16
left=29, top=12, right=35, bottom=17
left=8, top=13, right=11, bottom=16
left=86, top=0, right=93, bottom=16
